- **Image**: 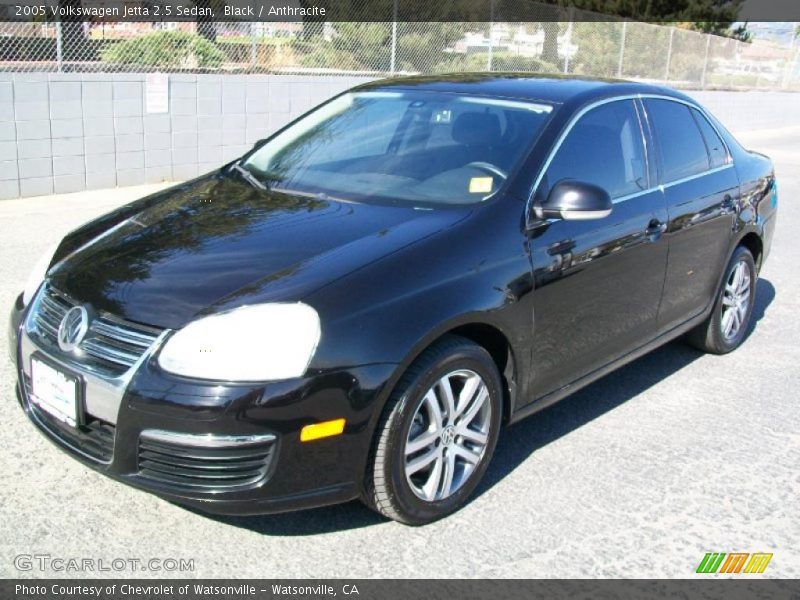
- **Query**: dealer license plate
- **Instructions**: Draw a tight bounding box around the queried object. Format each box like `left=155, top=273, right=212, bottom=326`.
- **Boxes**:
left=30, top=357, right=79, bottom=427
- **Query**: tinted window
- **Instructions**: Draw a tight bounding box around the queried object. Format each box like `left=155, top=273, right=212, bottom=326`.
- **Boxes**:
left=243, top=91, right=553, bottom=205
left=646, top=99, right=710, bottom=182
left=540, top=100, right=647, bottom=200
left=691, top=108, right=729, bottom=168
left=424, top=104, right=506, bottom=150
left=310, top=95, right=406, bottom=161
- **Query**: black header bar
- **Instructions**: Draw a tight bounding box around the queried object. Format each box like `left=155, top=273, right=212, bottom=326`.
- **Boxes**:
left=3, top=579, right=800, bottom=600
left=1, top=0, right=800, bottom=23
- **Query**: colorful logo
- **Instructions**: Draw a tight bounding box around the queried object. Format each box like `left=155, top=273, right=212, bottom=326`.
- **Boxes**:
left=696, top=552, right=773, bottom=574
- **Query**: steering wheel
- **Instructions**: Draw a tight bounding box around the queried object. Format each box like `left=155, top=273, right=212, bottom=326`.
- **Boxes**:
left=466, top=161, right=508, bottom=180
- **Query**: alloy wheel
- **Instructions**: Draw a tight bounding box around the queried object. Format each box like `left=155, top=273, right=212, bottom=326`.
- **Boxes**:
left=721, top=259, right=752, bottom=341
left=403, top=369, right=491, bottom=502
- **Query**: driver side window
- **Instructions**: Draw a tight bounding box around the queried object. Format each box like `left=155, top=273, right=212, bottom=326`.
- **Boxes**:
left=539, top=100, right=648, bottom=202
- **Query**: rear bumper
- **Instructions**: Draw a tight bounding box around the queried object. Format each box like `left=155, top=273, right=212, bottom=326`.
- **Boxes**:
left=10, top=296, right=397, bottom=516
left=761, top=210, right=777, bottom=269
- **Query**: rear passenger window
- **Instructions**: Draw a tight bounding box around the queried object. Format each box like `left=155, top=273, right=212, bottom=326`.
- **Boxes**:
left=691, top=108, right=730, bottom=168
left=646, top=99, right=710, bottom=182
left=539, top=100, right=647, bottom=201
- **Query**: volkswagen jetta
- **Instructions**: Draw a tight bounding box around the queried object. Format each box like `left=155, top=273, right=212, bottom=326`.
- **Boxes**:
left=9, top=75, right=777, bottom=524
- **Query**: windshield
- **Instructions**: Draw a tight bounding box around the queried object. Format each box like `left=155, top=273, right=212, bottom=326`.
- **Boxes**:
left=241, top=90, right=553, bottom=205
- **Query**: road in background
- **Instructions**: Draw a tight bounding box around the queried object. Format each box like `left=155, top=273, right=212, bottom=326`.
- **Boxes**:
left=1, top=129, right=798, bottom=578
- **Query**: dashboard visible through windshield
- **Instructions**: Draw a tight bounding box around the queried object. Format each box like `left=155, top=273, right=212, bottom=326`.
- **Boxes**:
left=241, top=90, right=553, bottom=205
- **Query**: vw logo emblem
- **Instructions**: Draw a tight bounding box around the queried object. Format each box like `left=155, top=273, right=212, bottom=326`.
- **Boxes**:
left=57, top=305, right=89, bottom=352
left=441, top=425, right=456, bottom=447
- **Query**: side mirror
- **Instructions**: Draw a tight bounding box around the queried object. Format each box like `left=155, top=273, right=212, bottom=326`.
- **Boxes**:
left=539, top=180, right=612, bottom=221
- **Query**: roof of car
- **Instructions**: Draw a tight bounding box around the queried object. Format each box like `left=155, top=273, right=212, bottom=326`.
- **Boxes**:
left=355, top=73, right=693, bottom=106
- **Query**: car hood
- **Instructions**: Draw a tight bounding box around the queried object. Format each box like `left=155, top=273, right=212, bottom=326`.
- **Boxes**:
left=49, top=173, right=468, bottom=329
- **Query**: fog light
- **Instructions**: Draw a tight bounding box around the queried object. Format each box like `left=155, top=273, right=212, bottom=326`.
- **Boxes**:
left=300, top=418, right=346, bottom=442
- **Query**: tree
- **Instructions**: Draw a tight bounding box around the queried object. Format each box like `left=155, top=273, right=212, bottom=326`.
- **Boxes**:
left=101, top=30, right=224, bottom=69
left=299, top=0, right=330, bottom=41
left=686, top=21, right=751, bottom=42
left=541, top=0, right=750, bottom=40
left=563, top=0, right=746, bottom=22
left=542, top=22, right=560, bottom=66
left=397, top=23, right=464, bottom=72
left=192, top=0, right=218, bottom=43
left=57, top=0, right=87, bottom=61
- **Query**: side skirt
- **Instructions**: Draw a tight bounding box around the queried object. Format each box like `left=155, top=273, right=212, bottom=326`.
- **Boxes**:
left=508, top=306, right=711, bottom=425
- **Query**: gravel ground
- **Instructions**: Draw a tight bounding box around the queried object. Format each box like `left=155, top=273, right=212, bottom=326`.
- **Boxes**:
left=1, top=128, right=798, bottom=579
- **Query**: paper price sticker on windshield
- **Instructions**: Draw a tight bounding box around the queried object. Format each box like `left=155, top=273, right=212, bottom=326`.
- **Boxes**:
left=469, top=177, right=494, bottom=194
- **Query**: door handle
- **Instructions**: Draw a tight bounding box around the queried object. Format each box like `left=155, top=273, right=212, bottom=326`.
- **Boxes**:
left=547, top=239, right=576, bottom=256
left=721, top=194, right=736, bottom=213
left=645, top=219, right=666, bottom=241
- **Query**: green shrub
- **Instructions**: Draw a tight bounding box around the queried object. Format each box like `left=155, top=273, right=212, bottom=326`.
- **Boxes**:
left=293, top=24, right=391, bottom=72
left=297, top=45, right=367, bottom=71
left=101, top=30, right=224, bottom=69
left=432, top=52, right=558, bottom=75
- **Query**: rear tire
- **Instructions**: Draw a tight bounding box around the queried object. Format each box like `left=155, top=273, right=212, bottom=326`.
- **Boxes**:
left=362, top=335, right=503, bottom=525
left=686, top=246, right=757, bottom=354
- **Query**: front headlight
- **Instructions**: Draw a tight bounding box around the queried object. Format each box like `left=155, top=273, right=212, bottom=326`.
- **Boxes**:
left=157, top=303, right=321, bottom=382
left=22, top=242, right=59, bottom=306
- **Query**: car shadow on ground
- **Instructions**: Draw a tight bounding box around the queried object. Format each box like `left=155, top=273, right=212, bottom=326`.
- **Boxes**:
left=197, top=278, right=775, bottom=536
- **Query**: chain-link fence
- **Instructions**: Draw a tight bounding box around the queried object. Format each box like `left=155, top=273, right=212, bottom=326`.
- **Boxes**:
left=1, top=14, right=798, bottom=90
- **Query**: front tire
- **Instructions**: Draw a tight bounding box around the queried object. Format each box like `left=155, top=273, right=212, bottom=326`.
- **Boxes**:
left=363, top=335, right=503, bottom=525
left=686, top=245, right=757, bottom=354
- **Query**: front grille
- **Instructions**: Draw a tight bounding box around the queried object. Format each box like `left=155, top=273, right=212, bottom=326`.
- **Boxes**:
left=23, top=374, right=115, bottom=463
left=30, top=285, right=162, bottom=378
left=138, top=434, right=276, bottom=491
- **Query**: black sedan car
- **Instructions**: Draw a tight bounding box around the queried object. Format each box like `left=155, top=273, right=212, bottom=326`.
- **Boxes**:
left=9, top=75, right=777, bottom=525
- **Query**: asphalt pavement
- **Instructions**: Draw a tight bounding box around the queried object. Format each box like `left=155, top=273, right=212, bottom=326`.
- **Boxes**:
left=1, top=127, right=798, bottom=579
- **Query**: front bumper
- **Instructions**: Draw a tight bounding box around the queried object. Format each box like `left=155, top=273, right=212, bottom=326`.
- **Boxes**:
left=10, top=294, right=397, bottom=515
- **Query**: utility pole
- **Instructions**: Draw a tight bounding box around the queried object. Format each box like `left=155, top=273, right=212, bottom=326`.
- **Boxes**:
left=563, top=7, right=575, bottom=74
left=250, top=22, right=257, bottom=69
left=784, top=27, right=799, bottom=89
left=487, top=0, right=494, bottom=72
left=390, top=0, right=397, bottom=75
left=664, top=26, right=675, bottom=81
left=55, top=21, right=63, bottom=73
left=701, top=35, right=711, bottom=89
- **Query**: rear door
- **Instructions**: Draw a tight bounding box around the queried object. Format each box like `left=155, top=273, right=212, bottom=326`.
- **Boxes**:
left=527, top=99, right=669, bottom=399
left=643, top=98, right=740, bottom=333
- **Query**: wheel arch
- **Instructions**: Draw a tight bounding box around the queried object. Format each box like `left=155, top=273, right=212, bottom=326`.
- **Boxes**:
left=357, top=316, right=519, bottom=496
left=449, top=323, right=517, bottom=425
left=737, top=231, right=764, bottom=272
left=379, top=319, right=519, bottom=428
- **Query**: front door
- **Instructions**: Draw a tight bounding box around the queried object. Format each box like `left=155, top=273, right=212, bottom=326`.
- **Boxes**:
left=526, top=99, right=669, bottom=400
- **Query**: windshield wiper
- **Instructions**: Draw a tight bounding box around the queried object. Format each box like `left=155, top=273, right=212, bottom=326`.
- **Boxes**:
left=230, top=162, right=267, bottom=191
